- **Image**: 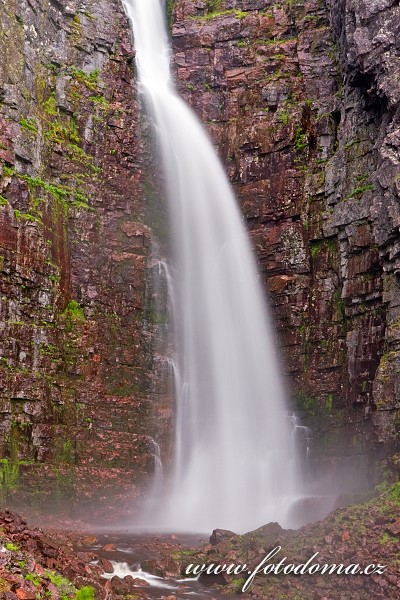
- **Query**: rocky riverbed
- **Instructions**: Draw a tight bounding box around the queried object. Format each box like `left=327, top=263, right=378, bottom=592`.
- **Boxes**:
left=0, top=484, right=399, bottom=599
left=174, top=484, right=400, bottom=600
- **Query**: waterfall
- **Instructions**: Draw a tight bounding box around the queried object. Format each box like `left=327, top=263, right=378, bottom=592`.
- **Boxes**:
left=123, top=0, right=300, bottom=533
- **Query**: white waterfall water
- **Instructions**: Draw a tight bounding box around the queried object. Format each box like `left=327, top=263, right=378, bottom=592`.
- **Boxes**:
left=123, top=0, right=300, bottom=533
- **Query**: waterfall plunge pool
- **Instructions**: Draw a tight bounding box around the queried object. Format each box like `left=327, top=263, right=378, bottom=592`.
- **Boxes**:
left=80, top=531, right=227, bottom=599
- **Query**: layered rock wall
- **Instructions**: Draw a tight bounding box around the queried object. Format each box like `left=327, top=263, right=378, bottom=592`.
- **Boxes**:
left=0, top=0, right=168, bottom=515
left=171, top=0, right=400, bottom=486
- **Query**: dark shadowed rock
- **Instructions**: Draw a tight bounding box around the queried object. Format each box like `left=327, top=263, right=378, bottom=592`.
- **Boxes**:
left=98, top=557, right=114, bottom=573
left=210, top=529, right=236, bottom=545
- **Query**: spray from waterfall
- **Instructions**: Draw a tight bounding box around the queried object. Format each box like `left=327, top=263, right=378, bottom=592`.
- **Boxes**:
left=123, top=0, right=301, bottom=533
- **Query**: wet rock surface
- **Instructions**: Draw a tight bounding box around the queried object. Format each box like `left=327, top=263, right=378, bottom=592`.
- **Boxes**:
left=0, top=509, right=106, bottom=598
left=0, top=487, right=399, bottom=599
left=0, top=0, right=171, bottom=514
left=0, top=510, right=210, bottom=599
left=171, top=0, right=400, bottom=481
left=176, top=484, right=400, bottom=599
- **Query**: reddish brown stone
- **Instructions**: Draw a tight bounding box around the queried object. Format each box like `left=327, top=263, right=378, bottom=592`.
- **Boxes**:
left=101, top=544, right=117, bottom=552
left=15, top=589, right=36, bottom=600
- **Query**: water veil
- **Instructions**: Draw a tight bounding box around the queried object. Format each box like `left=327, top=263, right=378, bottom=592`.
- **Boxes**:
left=122, top=0, right=301, bottom=533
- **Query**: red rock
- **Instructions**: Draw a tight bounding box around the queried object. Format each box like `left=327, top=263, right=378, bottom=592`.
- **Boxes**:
left=82, top=536, right=98, bottom=546
left=15, top=590, right=36, bottom=600
left=77, top=552, right=94, bottom=562
left=99, top=558, right=114, bottom=573
left=341, top=531, right=350, bottom=542
left=84, top=565, right=94, bottom=576
left=33, top=563, right=45, bottom=576
left=47, top=583, right=60, bottom=599
left=132, top=578, right=150, bottom=587
left=386, top=520, right=400, bottom=536
left=101, top=543, right=117, bottom=552
left=46, top=558, right=56, bottom=569
left=210, top=529, right=236, bottom=545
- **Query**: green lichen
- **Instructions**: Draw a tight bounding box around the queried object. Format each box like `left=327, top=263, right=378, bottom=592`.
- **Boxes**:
left=379, top=531, right=396, bottom=545
left=232, top=578, right=247, bottom=592
left=277, top=111, right=290, bottom=125
left=49, top=273, right=61, bottom=284
left=325, top=393, right=333, bottom=411
left=171, top=549, right=195, bottom=561
left=309, top=239, right=323, bottom=258
left=69, top=66, right=100, bottom=91
left=5, top=542, right=19, bottom=552
left=60, top=301, right=86, bottom=335
left=377, top=350, right=400, bottom=388
left=295, top=125, right=308, bottom=150
left=53, top=464, right=77, bottom=507
left=46, top=570, right=75, bottom=599
left=19, top=117, right=38, bottom=133
left=88, top=95, right=110, bottom=108
left=193, top=9, right=247, bottom=21
left=264, top=69, right=290, bottom=82
left=54, top=438, right=74, bottom=465
left=39, top=89, right=101, bottom=175
left=71, top=14, right=81, bottom=39
left=44, top=118, right=80, bottom=146
left=0, top=459, right=20, bottom=491
left=166, top=0, right=175, bottom=28
left=346, top=183, right=375, bottom=200
left=344, top=137, right=361, bottom=150
left=2, top=165, right=14, bottom=177
left=388, top=481, right=400, bottom=502
left=75, top=587, right=96, bottom=600
left=43, top=93, right=58, bottom=116
left=302, top=395, right=318, bottom=413
left=25, top=573, right=41, bottom=586
left=0, top=195, right=9, bottom=206
left=9, top=172, right=92, bottom=212
left=67, top=143, right=99, bottom=174
left=39, top=343, right=58, bottom=358
left=62, top=300, right=85, bottom=321
left=14, top=209, right=41, bottom=224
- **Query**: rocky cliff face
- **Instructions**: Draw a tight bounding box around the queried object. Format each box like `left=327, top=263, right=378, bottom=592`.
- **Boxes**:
left=0, top=0, right=398, bottom=512
left=0, top=0, right=169, bottom=515
left=171, top=0, right=399, bottom=487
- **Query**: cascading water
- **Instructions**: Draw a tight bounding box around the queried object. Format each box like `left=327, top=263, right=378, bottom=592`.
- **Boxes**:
left=123, top=0, right=301, bottom=533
